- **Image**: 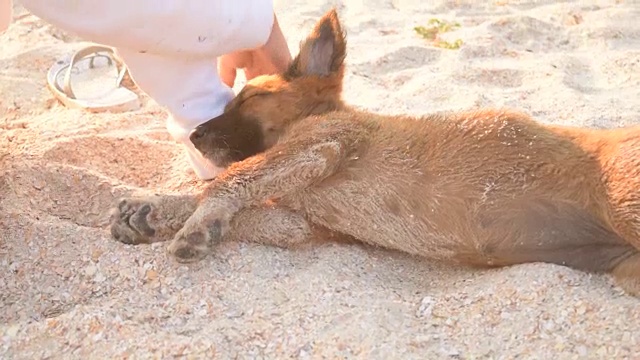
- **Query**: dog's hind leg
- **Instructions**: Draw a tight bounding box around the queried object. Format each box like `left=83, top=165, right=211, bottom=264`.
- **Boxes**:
left=611, top=253, right=640, bottom=296
left=599, top=135, right=640, bottom=250
left=168, top=203, right=339, bottom=262
left=225, top=203, right=341, bottom=249
left=225, top=204, right=320, bottom=248
left=468, top=198, right=639, bottom=296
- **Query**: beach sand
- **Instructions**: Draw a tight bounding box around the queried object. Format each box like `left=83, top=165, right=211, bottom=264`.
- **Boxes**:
left=1, top=0, right=640, bottom=358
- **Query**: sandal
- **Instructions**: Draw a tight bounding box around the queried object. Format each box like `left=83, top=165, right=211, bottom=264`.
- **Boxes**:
left=47, top=44, right=141, bottom=112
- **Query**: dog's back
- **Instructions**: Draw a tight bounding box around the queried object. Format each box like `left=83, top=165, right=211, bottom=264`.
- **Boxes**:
left=273, top=108, right=635, bottom=271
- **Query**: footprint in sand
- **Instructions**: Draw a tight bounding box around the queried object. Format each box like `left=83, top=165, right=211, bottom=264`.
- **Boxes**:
left=42, top=135, right=177, bottom=188
left=561, top=52, right=640, bottom=94
left=459, top=39, right=517, bottom=60
left=561, top=56, right=598, bottom=94
left=457, top=67, right=525, bottom=88
left=0, top=48, right=62, bottom=115
left=1, top=162, right=127, bottom=228
left=351, top=46, right=440, bottom=77
left=489, top=15, right=573, bottom=52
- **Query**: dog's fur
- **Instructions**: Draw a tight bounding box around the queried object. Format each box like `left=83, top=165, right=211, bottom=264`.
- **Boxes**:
left=110, top=9, right=640, bottom=297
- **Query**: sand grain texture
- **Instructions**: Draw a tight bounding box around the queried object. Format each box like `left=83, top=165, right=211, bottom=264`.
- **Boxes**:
left=2, top=0, right=640, bottom=358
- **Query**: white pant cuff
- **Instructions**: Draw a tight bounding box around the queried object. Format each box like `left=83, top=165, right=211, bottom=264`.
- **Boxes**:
left=183, top=144, right=226, bottom=180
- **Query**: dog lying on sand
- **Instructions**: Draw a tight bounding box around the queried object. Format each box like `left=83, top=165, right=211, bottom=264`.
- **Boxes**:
left=110, top=9, right=640, bottom=297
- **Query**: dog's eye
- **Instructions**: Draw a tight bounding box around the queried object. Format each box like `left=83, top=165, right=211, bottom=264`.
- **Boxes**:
left=239, top=91, right=272, bottom=107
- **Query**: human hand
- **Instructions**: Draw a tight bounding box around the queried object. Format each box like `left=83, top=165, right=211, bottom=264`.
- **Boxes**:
left=218, top=14, right=292, bottom=88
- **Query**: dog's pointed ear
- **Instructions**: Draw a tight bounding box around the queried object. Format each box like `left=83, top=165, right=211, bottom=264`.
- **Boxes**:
left=285, top=8, right=346, bottom=79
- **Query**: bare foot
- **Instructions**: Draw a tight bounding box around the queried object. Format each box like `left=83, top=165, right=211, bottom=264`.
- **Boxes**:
left=109, top=195, right=198, bottom=245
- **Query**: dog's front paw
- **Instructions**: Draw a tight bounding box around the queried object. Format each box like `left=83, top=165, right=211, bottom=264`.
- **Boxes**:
left=166, top=219, right=224, bottom=263
left=109, top=195, right=199, bottom=245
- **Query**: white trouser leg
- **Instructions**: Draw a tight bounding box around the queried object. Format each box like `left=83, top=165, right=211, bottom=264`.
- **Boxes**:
left=18, top=0, right=275, bottom=58
left=11, top=0, right=275, bottom=179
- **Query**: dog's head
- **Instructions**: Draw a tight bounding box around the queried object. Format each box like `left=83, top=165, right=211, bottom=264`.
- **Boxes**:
left=190, top=9, right=347, bottom=167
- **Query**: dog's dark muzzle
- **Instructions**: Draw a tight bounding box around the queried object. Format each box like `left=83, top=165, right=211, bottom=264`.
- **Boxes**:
left=189, top=114, right=225, bottom=148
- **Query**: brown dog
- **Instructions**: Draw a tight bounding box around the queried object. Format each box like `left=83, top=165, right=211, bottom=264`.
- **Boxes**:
left=110, top=9, right=640, bottom=297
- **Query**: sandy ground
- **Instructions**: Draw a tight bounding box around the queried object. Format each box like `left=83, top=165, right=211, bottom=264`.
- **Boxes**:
left=2, top=0, right=640, bottom=358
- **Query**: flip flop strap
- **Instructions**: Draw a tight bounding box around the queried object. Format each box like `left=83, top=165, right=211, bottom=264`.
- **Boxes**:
left=56, top=45, right=129, bottom=99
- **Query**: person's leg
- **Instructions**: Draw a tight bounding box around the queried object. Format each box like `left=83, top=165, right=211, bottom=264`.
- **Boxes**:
left=19, top=0, right=276, bottom=59
left=15, top=0, right=289, bottom=179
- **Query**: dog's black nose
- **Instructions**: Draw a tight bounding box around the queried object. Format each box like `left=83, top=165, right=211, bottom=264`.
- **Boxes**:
left=190, top=126, right=206, bottom=142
